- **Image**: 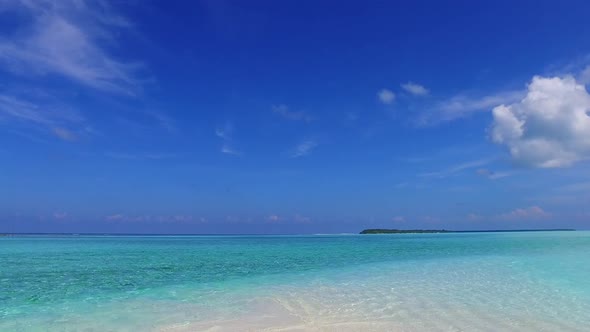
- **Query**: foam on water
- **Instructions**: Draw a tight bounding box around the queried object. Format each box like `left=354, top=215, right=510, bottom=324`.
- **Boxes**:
left=2, top=232, right=590, bottom=331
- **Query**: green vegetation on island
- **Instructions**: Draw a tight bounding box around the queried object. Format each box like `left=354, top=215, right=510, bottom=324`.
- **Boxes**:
left=360, top=229, right=450, bottom=234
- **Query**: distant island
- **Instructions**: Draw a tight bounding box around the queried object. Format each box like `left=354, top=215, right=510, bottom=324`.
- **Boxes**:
left=360, top=228, right=575, bottom=234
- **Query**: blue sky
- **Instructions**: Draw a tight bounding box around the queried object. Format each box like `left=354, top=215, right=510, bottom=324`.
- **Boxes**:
left=2, top=0, right=590, bottom=234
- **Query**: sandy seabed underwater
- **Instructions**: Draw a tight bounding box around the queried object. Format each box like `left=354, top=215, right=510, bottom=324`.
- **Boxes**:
left=2, top=231, right=590, bottom=331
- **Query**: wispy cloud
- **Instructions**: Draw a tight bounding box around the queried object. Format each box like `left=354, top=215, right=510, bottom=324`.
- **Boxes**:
left=290, top=139, right=318, bottom=158
left=0, top=1, right=151, bottom=142
left=215, top=123, right=232, bottom=140
left=0, top=94, right=51, bottom=124
left=467, top=213, right=483, bottom=221
left=419, top=159, right=491, bottom=178
left=416, top=90, right=524, bottom=126
left=392, top=216, right=406, bottom=222
left=377, top=88, right=395, bottom=105
left=0, top=93, right=85, bottom=141
left=471, top=207, right=555, bottom=223
left=105, top=214, right=206, bottom=224
left=52, top=127, right=76, bottom=141
left=105, top=152, right=177, bottom=160
left=215, top=123, right=241, bottom=155
left=0, top=0, right=142, bottom=95
left=271, top=104, right=312, bottom=122
left=144, top=110, right=176, bottom=133
left=475, top=168, right=512, bottom=180
left=497, top=206, right=551, bottom=221
left=401, top=82, right=429, bottom=96
left=266, top=214, right=281, bottom=223
left=221, top=143, right=241, bottom=156
left=293, top=214, right=312, bottom=224
left=53, top=211, right=69, bottom=220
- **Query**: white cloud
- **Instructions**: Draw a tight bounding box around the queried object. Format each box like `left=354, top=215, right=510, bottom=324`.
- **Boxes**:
left=290, top=140, right=317, bottom=158
left=418, top=90, right=523, bottom=125
left=401, top=82, right=429, bottom=96
left=392, top=216, right=405, bottom=222
left=491, top=75, right=590, bottom=168
left=0, top=0, right=141, bottom=95
left=271, top=104, right=312, bottom=122
left=377, top=88, right=395, bottom=104
left=498, top=206, right=550, bottom=220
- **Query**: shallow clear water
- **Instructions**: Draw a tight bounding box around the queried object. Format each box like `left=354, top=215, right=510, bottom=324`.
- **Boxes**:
left=1, top=232, right=590, bottom=331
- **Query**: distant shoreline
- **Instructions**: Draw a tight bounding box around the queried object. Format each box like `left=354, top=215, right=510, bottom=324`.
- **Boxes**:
left=359, top=228, right=576, bottom=234
left=0, top=229, right=579, bottom=237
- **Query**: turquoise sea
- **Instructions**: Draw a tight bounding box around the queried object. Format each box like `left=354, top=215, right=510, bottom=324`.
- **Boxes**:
left=2, top=231, right=590, bottom=331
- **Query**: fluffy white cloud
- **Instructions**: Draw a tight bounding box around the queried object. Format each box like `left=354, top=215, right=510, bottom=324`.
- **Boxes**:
left=401, top=82, right=429, bottom=96
left=491, top=75, right=590, bottom=168
left=377, top=89, right=395, bottom=104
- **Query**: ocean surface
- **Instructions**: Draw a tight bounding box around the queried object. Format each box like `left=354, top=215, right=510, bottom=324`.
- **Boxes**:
left=1, top=231, right=590, bottom=331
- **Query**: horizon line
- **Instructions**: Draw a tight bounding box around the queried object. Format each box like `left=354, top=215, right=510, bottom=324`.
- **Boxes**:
left=0, top=228, right=579, bottom=237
